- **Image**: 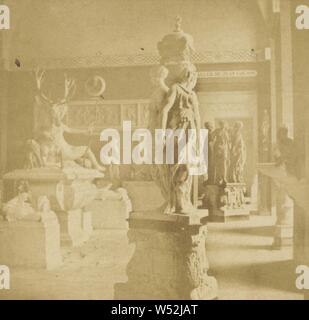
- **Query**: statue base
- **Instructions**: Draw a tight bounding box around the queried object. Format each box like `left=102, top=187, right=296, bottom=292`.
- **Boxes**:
left=204, top=184, right=250, bottom=223
left=0, top=215, right=62, bottom=270
left=114, top=209, right=218, bottom=300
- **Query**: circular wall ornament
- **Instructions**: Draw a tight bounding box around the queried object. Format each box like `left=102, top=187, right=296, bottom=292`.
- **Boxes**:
left=85, top=75, right=106, bottom=97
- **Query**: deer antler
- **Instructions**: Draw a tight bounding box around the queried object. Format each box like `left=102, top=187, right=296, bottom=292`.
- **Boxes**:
left=58, top=73, right=76, bottom=104
left=34, top=67, right=54, bottom=105
left=34, top=69, right=76, bottom=106
left=34, top=67, right=45, bottom=90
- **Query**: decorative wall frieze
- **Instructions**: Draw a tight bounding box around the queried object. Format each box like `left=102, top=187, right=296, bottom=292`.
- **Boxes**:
left=6, top=50, right=257, bottom=71
left=65, top=99, right=150, bottom=132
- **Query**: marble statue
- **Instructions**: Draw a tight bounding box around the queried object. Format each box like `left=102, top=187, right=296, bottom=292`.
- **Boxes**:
left=148, top=17, right=203, bottom=215
left=26, top=68, right=105, bottom=172
left=213, top=120, right=230, bottom=185
left=149, top=66, right=171, bottom=206
left=115, top=17, right=218, bottom=301
left=2, top=181, right=40, bottom=222
left=161, top=63, right=201, bottom=214
left=229, top=121, right=246, bottom=183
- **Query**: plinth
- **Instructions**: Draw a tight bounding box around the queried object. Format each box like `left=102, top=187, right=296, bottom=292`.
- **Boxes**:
left=114, top=210, right=218, bottom=300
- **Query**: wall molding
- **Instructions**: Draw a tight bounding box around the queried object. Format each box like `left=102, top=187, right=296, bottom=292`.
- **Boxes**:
left=6, top=50, right=257, bottom=71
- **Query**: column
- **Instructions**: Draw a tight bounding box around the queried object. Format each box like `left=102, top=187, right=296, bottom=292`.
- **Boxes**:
left=272, top=0, right=294, bottom=249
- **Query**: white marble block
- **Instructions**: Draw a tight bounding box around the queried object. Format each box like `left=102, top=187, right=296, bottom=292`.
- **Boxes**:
left=0, top=215, right=62, bottom=270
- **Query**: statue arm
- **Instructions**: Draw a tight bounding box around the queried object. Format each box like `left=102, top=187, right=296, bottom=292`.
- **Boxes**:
left=161, top=85, right=177, bottom=130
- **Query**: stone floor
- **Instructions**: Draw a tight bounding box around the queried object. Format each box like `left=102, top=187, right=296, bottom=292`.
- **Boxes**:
left=0, top=215, right=304, bottom=300
left=207, top=216, right=303, bottom=300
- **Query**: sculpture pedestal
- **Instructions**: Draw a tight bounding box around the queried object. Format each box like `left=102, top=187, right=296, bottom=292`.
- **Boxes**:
left=114, top=210, right=218, bottom=300
left=204, top=184, right=250, bottom=222
left=3, top=167, right=102, bottom=247
left=0, top=214, right=62, bottom=270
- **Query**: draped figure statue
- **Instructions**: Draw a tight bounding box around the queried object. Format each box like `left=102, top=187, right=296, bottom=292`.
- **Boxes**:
left=158, top=64, right=201, bottom=214
left=229, top=121, right=246, bottom=183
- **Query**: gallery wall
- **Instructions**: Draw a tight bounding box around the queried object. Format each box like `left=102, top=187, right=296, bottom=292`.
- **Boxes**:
left=4, top=0, right=268, bottom=64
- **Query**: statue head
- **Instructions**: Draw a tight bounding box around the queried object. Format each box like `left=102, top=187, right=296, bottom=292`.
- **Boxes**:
left=52, top=103, right=68, bottom=124
left=179, top=63, right=197, bottom=89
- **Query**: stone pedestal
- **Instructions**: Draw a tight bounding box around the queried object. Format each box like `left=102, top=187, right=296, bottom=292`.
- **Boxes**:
left=114, top=210, right=217, bottom=300
left=203, top=183, right=250, bottom=222
left=0, top=214, right=62, bottom=269
left=3, top=167, right=102, bottom=247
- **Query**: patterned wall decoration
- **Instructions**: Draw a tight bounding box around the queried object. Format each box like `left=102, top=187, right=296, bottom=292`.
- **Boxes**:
left=66, top=99, right=150, bottom=132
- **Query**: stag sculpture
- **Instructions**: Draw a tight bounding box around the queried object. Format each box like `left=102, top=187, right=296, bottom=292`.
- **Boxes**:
left=25, top=68, right=105, bottom=173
